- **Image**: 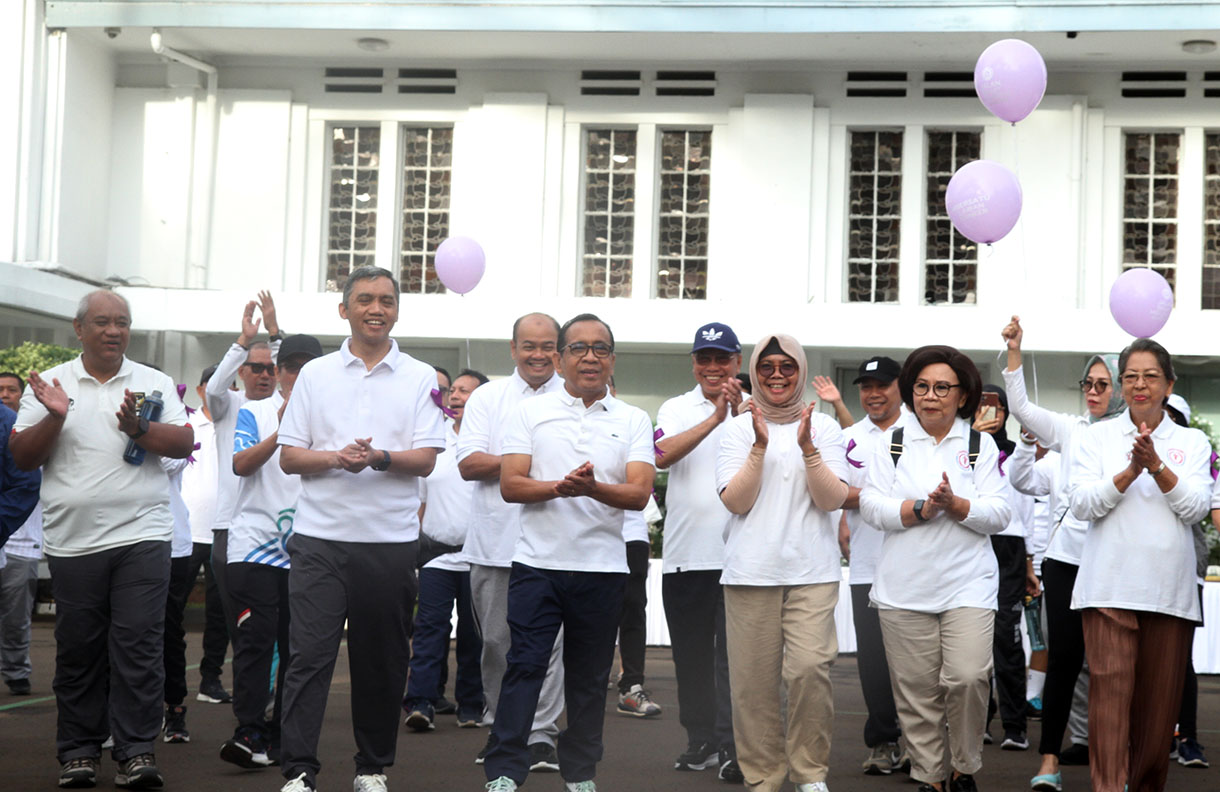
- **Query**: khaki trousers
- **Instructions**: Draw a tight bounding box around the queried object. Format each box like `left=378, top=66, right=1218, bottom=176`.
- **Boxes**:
left=1081, top=607, right=1194, bottom=792
left=724, top=583, right=838, bottom=792
left=877, top=607, right=994, bottom=785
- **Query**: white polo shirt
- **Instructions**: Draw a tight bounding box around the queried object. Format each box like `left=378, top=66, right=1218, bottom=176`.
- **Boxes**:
left=654, top=386, right=733, bottom=573
left=180, top=414, right=218, bottom=545
left=502, top=388, right=655, bottom=574
left=456, top=370, right=564, bottom=568
left=3, top=503, right=44, bottom=561
left=160, top=455, right=193, bottom=559
left=15, top=356, right=188, bottom=557
left=716, top=412, right=848, bottom=586
left=205, top=340, right=280, bottom=533
left=859, top=417, right=1011, bottom=613
left=841, top=413, right=908, bottom=586
left=421, top=424, right=474, bottom=572
left=1069, top=410, right=1210, bottom=621
left=277, top=339, right=446, bottom=544
left=230, top=393, right=295, bottom=568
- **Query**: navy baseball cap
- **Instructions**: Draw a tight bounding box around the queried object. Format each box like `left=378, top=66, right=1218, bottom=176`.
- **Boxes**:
left=852, top=356, right=901, bottom=385
left=691, top=323, right=741, bottom=354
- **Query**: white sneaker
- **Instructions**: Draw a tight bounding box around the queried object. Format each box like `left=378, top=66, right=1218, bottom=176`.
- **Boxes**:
left=354, top=774, right=388, bottom=792
left=282, top=773, right=315, bottom=792
left=564, top=782, right=597, bottom=792
left=796, top=783, right=830, bottom=792
left=485, top=778, right=518, bottom=792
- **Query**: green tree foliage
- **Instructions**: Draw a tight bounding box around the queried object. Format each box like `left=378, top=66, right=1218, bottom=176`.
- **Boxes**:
left=0, top=341, right=78, bottom=378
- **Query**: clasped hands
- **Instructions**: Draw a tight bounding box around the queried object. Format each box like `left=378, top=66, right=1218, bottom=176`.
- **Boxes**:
left=335, top=437, right=380, bottom=473
left=1126, top=423, right=1162, bottom=475
left=554, top=461, right=597, bottom=498
left=915, top=472, right=958, bottom=521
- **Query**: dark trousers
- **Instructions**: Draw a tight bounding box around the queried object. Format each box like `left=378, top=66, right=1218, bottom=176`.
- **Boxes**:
left=211, top=530, right=238, bottom=642
left=616, top=540, right=650, bottom=693
left=990, top=535, right=1027, bottom=735
left=280, top=534, right=417, bottom=788
left=404, top=566, right=483, bottom=720
left=185, top=541, right=229, bottom=684
left=229, top=562, right=290, bottom=741
left=163, top=554, right=194, bottom=707
left=48, top=541, right=171, bottom=763
left=485, top=563, right=626, bottom=785
left=1039, top=558, right=1086, bottom=756
left=850, top=583, right=901, bottom=746
left=1177, top=584, right=1204, bottom=741
left=661, top=569, right=734, bottom=751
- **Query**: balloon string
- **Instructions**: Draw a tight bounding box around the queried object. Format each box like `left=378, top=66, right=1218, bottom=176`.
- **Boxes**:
left=465, top=337, right=471, bottom=370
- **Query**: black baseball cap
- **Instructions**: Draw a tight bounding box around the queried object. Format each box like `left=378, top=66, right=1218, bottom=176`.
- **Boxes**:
left=852, top=356, right=901, bottom=385
left=279, top=334, right=324, bottom=362
left=691, top=323, right=741, bottom=354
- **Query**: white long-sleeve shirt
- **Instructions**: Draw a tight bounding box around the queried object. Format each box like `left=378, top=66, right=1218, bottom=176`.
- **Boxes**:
left=860, top=416, right=1012, bottom=613
left=1002, top=365, right=1091, bottom=565
left=1008, top=441, right=1059, bottom=574
left=1068, top=409, right=1210, bottom=621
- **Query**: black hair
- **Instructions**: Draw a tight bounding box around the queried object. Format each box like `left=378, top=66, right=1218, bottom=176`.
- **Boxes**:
left=456, top=368, right=489, bottom=386
left=735, top=373, right=752, bottom=395
left=898, top=345, right=983, bottom=420
left=432, top=365, right=452, bottom=386
left=198, top=364, right=218, bottom=386
left=558, top=313, right=615, bottom=351
left=0, top=372, right=24, bottom=389
left=511, top=312, right=561, bottom=343
left=342, top=266, right=399, bottom=307
left=1118, top=338, right=1175, bottom=382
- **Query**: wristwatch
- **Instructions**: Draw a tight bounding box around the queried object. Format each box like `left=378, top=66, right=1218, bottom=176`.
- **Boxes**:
left=131, top=416, right=150, bottom=440
left=371, top=449, right=391, bottom=472
left=269, top=332, right=283, bottom=343
left=913, top=499, right=929, bottom=522
left=1151, top=460, right=1167, bottom=477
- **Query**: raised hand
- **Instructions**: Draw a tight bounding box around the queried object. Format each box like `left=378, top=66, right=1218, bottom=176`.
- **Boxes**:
left=796, top=403, right=817, bottom=455
left=27, top=371, right=70, bottom=418
left=239, top=300, right=261, bottom=345
left=972, top=408, right=1002, bottom=435
left=750, top=401, right=769, bottom=449
left=713, top=377, right=744, bottom=421
left=257, top=290, right=279, bottom=337
left=811, top=375, right=842, bottom=405
left=115, top=389, right=141, bottom=436
left=1001, top=315, right=1023, bottom=351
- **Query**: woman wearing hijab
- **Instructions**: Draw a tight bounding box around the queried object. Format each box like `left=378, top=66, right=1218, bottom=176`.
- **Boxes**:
left=1068, top=338, right=1211, bottom=792
left=860, top=345, right=1011, bottom=792
left=998, top=317, right=1125, bottom=791
left=715, top=334, right=848, bottom=792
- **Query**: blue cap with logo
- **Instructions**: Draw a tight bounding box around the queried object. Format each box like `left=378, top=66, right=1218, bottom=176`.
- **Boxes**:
left=691, top=323, right=741, bottom=354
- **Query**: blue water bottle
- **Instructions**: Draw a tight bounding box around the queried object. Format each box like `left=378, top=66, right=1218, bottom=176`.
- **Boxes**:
left=123, top=390, right=164, bottom=466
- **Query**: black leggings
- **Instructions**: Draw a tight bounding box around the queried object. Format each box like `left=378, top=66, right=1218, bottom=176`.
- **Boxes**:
left=1038, top=558, right=1086, bottom=757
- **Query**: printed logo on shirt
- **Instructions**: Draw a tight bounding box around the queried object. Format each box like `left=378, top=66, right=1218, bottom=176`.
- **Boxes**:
left=957, top=450, right=970, bottom=469
left=809, top=427, right=817, bottom=441
left=236, top=608, right=252, bottom=629
left=1169, top=448, right=1185, bottom=465
left=1126, top=450, right=1133, bottom=461
left=132, top=392, right=146, bottom=410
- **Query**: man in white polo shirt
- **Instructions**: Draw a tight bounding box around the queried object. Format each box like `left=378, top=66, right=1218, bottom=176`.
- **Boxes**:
left=12, top=290, right=194, bottom=790
left=483, top=313, right=655, bottom=792
left=653, top=322, right=744, bottom=782
left=276, top=268, right=445, bottom=792
left=457, top=312, right=566, bottom=770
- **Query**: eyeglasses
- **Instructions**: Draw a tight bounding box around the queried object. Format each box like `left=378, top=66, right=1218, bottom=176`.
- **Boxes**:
left=1078, top=378, right=1111, bottom=394
left=563, top=342, right=613, bottom=359
left=912, top=381, right=962, bottom=397
left=1121, top=371, right=1164, bottom=386
left=695, top=352, right=735, bottom=366
left=757, top=361, right=797, bottom=378
left=243, top=363, right=275, bottom=375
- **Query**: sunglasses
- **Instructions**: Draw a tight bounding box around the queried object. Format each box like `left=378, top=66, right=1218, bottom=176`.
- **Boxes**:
left=1078, top=378, right=1111, bottom=394
left=757, top=361, right=797, bottom=378
left=243, top=363, right=275, bottom=375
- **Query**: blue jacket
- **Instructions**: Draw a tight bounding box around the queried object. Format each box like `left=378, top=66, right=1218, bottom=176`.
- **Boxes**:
left=0, top=403, right=40, bottom=547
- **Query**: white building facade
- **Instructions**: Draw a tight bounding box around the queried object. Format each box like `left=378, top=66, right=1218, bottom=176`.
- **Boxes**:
left=4, top=1, right=1220, bottom=420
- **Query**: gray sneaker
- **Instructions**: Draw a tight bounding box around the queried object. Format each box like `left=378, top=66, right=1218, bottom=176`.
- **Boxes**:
left=862, top=742, right=900, bottom=775
left=58, top=756, right=99, bottom=789
left=114, top=754, right=163, bottom=789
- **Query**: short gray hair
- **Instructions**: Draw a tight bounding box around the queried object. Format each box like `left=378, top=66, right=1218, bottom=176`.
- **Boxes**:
left=74, top=290, right=130, bottom=323
left=243, top=341, right=271, bottom=363
left=341, top=266, right=399, bottom=307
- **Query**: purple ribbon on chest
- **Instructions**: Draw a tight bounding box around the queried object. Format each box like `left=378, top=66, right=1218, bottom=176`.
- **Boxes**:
left=997, top=450, right=1008, bottom=476
left=653, top=427, right=665, bottom=458
left=845, top=438, right=864, bottom=469
left=431, top=388, right=457, bottom=419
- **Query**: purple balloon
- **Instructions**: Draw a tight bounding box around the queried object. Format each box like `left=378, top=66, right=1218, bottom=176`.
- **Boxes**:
left=944, top=160, right=1023, bottom=245
left=974, top=39, right=1047, bottom=124
left=1109, top=268, right=1174, bottom=337
left=435, top=236, right=486, bottom=295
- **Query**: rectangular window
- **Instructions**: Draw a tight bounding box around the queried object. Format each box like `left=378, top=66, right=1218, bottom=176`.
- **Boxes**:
left=1203, top=132, right=1220, bottom=309
left=846, top=131, right=902, bottom=303
left=924, top=130, right=981, bottom=304
left=400, top=127, right=453, bottom=294
left=657, top=130, right=712, bottom=299
left=1122, top=132, right=1179, bottom=291
left=325, top=125, right=380, bottom=292
left=581, top=129, right=636, bottom=298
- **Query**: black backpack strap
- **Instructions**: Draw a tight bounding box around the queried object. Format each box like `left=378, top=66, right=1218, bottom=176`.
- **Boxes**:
left=968, top=429, right=981, bottom=470
left=889, top=427, right=905, bottom=467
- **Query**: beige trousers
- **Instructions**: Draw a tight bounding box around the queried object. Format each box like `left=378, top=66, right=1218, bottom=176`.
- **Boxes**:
left=724, top=583, right=839, bottom=792
left=877, top=607, right=994, bottom=785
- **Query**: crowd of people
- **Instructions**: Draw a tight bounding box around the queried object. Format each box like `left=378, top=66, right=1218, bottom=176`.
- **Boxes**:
left=0, top=265, right=1213, bottom=792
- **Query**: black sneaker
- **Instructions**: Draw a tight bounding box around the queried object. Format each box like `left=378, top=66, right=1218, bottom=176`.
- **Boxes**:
left=405, top=708, right=435, bottom=732
left=197, top=678, right=232, bottom=704
left=6, top=677, right=31, bottom=695
left=1001, top=731, right=1029, bottom=751
left=58, top=756, right=99, bottom=788
left=950, top=773, right=979, bottom=792
left=528, top=742, right=560, bottom=773
left=1058, top=742, right=1089, bottom=766
left=114, top=753, right=164, bottom=789
left=220, top=733, right=274, bottom=769
left=673, top=741, right=718, bottom=771
left=718, top=748, right=744, bottom=784
left=432, top=695, right=457, bottom=715
left=162, top=705, right=189, bottom=743
left=475, top=732, right=494, bottom=765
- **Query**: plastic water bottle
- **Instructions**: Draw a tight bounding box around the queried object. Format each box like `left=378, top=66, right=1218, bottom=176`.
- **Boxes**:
left=1023, top=594, right=1046, bottom=653
left=123, top=390, right=163, bottom=466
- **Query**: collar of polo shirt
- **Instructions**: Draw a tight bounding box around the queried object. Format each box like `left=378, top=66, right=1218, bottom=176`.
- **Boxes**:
left=339, top=337, right=403, bottom=371
left=558, top=385, right=610, bottom=410
left=73, top=355, right=134, bottom=383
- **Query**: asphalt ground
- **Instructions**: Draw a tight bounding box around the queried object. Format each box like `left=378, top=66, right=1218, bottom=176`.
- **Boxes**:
left=1, top=617, right=1216, bottom=792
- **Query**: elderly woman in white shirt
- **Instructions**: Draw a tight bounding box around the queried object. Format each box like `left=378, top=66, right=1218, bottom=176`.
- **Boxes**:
left=716, top=333, right=848, bottom=792
left=1068, top=338, right=1211, bottom=792
left=860, top=345, right=1011, bottom=792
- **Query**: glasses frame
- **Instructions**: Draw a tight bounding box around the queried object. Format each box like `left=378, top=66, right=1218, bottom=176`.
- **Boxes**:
left=757, top=361, right=798, bottom=378
left=1078, top=378, right=1111, bottom=394
left=563, top=342, right=614, bottom=359
left=243, top=362, right=276, bottom=375
left=912, top=381, right=962, bottom=397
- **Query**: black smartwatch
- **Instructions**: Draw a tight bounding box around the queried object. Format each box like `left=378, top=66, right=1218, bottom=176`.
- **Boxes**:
left=269, top=332, right=283, bottom=343
left=371, top=449, right=391, bottom=472
left=913, top=499, right=929, bottom=522
left=131, top=416, right=150, bottom=440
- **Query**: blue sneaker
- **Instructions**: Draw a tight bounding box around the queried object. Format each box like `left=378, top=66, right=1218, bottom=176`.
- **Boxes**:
left=1178, top=738, right=1209, bottom=768
left=1030, top=772, right=1062, bottom=791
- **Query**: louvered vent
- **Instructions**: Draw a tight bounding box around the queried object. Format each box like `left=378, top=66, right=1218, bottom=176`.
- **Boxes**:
left=846, top=72, right=908, bottom=98
left=1121, top=71, right=1187, bottom=99
left=580, top=70, right=642, bottom=96
left=397, top=68, right=457, bottom=94
left=922, top=72, right=976, bottom=98
left=654, top=70, right=716, bottom=97
left=324, top=67, right=384, bottom=94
